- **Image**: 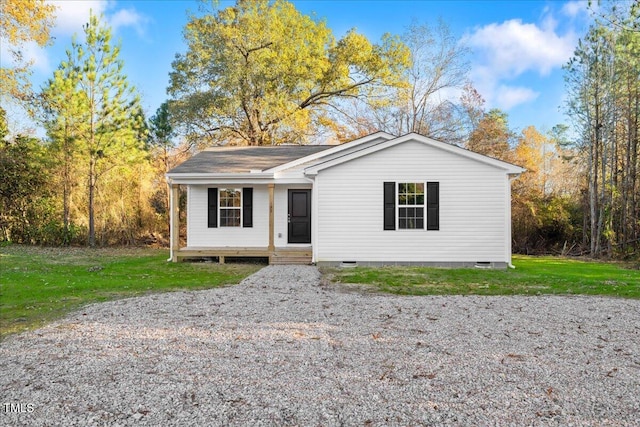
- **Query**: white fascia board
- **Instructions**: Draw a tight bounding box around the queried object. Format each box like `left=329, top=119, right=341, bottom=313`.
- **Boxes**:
left=166, top=172, right=274, bottom=185
left=265, top=131, right=396, bottom=173
left=272, top=177, right=315, bottom=185
left=305, top=132, right=526, bottom=176
left=165, top=173, right=313, bottom=186
left=170, top=179, right=274, bottom=187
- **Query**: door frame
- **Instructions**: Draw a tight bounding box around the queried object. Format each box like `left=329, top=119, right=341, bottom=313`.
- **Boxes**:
left=288, top=189, right=312, bottom=244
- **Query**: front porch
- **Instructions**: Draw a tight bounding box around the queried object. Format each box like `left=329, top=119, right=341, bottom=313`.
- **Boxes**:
left=169, top=179, right=315, bottom=265
left=174, top=246, right=312, bottom=265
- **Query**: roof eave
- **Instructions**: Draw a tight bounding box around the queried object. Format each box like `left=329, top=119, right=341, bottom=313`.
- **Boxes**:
left=166, top=172, right=274, bottom=183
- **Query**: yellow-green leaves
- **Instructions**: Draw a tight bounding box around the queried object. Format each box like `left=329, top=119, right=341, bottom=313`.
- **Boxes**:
left=0, top=0, right=56, bottom=101
left=169, top=0, right=409, bottom=145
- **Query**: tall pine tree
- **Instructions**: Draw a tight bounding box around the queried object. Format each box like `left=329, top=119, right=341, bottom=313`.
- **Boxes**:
left=42, top=12, right=146, bottom=246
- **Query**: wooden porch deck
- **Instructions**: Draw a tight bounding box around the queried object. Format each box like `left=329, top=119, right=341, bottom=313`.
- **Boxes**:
left=174, top=247, right=312, bottom=265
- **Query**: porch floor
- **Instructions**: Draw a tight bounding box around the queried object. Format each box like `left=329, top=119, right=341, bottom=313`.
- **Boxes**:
left=174, top=246, right=312, bottom=265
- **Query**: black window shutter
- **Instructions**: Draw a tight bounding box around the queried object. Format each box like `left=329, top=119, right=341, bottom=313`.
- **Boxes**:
left=242, top=187, right=253, bottom=228
left=427, top=182, right=439, bottom=230
left=383, top=182, right=396, bottom=230
left=208, top=188, right=218, bottom=228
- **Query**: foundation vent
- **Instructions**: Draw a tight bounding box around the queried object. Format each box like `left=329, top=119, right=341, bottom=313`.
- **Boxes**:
left=339, top=261, right=358, bottom=268
left=474, top=261, right=493, bottom=269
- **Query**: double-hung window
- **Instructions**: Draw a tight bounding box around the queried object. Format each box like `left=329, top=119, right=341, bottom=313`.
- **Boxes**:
left=219, top=189, right=242, bottom=227
left=398, top=183, right=424, bottom=229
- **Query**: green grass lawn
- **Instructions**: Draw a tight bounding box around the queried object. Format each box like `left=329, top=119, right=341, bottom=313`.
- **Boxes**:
left=323, top=255, right=640, bottom=298
left=2, top=247, right=639, bottom=340
left=0, top=245, right=263, bottom=338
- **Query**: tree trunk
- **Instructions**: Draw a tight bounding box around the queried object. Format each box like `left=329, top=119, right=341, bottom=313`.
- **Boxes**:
left=592, top=148, right=601, bottom=257
left=590, top=97, right=600, bottom=256
left=88, top=154, right=96, bottom=247
left=62, top=128, right=72, bottom=245
left=163, top=148, right=171, bottom=234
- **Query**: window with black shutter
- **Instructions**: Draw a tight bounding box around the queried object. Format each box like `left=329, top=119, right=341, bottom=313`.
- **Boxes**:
left=384, top=181, right=439, bottom=231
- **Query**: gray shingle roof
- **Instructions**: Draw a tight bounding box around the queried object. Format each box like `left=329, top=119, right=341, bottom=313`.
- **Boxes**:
left=168, top=145, right=335, bottom=174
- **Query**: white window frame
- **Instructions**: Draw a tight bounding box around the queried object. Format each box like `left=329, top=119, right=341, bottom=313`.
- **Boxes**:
left=219, top=188, right=242, bottom=227
left=397, top=182, right=425, bottom=230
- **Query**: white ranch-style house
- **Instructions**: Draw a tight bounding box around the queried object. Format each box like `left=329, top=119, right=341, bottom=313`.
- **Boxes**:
left=166, top=132, right=525, bottom=267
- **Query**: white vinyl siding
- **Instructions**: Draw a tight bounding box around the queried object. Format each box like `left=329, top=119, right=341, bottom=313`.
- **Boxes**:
left=315, top=140, right=509, bottom=263
left=187, top=185, right=268, bottom=247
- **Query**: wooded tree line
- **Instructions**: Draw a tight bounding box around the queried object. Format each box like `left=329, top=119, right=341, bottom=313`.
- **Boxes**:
left=564, top=1, right=640, bottom=257
left=0, top=0, right=638, bottom=259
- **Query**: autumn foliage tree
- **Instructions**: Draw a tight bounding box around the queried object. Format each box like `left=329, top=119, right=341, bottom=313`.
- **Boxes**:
left=511, top=126, right=583, bottom=254
left=0, top=0, right=56, bottom=102
left=466, top=109, right=515, bottom=162
left=168, top=0, right=410, bottom=146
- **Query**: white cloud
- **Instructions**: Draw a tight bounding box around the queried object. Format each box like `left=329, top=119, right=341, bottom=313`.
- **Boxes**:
left=562, top=1, right=591, bottom=18
left=47, top=1, right=148, bottom=36
left=109, top=8, right=148, bottom=36
left=464, top=17, right=577, bottom=110
left=468, top=65, right=539, bottom=110
left=48, top=0, right=111, bottom=36
left=466, top=19, right=576, bottom=78
left=495, top=85, right=539, bottom=110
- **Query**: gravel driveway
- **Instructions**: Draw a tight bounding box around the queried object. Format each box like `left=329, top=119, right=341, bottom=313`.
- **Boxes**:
left=1, top=265, right=639, bottom=426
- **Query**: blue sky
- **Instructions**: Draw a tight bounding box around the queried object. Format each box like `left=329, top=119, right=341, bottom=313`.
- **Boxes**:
left=5, top=0, right=596, bottom=137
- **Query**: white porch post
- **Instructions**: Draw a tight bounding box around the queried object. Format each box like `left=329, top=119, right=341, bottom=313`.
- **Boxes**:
left=310, top=176, right=318, bottom=264
left=506, top=175, right=516, bottom=268
left=268, top=183, right=275, bottom=253
left=169, top=184, right=180, bottom=262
